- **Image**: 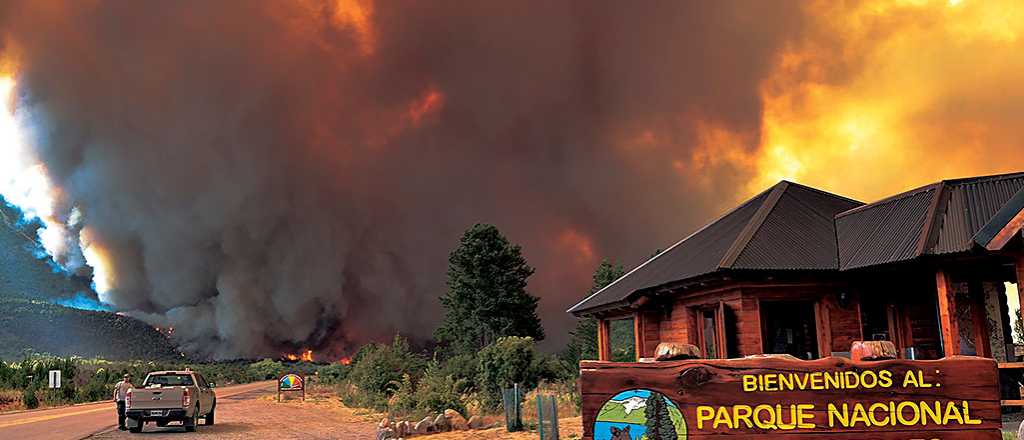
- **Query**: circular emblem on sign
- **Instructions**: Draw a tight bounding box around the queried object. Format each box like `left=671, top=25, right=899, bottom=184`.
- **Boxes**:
left=594, top=389, right=687, bottom=440
left=280, top=373, right=303, bottom=390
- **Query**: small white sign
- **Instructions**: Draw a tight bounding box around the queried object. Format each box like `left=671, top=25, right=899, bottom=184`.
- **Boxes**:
left=48, top=370, right=61, bottom=389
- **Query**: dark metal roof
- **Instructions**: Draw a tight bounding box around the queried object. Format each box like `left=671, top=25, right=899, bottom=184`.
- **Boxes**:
left=836, top=172, right=1024, bottom=269
left=569, top=171, right=1024, bottom=317
left=936, top=174, right=1024, bottom=253
left=733, top=183, right=863, bottom=270
left=835, top=185, right=936, bottom=270
left=973, top=183, right=1024, bottom=249
left=567, top=181, right=861, bottom=315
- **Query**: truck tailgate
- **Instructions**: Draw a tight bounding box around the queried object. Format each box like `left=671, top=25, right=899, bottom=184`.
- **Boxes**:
left=130, top=387, right=185, bottom=410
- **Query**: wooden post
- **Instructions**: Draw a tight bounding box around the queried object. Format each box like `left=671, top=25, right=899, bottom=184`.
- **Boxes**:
left=633, top=312, right=643, bottom=361
left=597, top=318, right=611, bottom=361
left=814, top=299, right=832, bottom=359
left=1017, top=255, right=1024, bottom=322
left=936, top=269, right=960, bottom=357
left=970, top=282, right=991, bottom=358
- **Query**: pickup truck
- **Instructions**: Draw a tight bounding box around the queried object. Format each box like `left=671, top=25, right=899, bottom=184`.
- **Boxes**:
left=124, top=370, right=217, bottom=433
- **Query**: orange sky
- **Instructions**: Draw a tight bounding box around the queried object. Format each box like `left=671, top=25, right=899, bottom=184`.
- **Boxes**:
left=745, top=0, right=1024, bottom=203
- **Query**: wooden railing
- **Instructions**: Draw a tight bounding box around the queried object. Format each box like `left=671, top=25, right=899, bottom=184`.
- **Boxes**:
left=999, top=362, right=1024, bottom=407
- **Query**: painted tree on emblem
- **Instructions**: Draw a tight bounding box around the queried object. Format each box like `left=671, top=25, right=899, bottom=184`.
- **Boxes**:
left=644, top=392, right=677, bottom=440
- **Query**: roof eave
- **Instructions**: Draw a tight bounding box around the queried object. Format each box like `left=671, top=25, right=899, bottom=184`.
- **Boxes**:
left=972, top=183, right=1024, bottom=251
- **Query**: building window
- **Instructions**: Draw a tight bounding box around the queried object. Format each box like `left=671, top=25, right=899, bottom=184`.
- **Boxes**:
left=701, top=309, right=719, bottom=359
left=692, top=303, right=737, bottom=359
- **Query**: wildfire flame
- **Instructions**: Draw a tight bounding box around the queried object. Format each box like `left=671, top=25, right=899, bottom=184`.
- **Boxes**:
left=338, top=357, right=352, bottom=365
left=284, top=350, right=314, bottom=362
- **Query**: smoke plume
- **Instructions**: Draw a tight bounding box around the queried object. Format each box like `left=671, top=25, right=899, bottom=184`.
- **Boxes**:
left=1, top=1, right=1020, bottom=358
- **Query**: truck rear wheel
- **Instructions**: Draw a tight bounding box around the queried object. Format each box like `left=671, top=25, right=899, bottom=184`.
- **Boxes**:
left=128, top=418, right=142, bottom=434
left=185, top=405, right=198, bottom=432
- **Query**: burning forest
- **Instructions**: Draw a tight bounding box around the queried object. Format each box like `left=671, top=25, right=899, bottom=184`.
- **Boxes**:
left=2, top=0, right=1024, bottom=359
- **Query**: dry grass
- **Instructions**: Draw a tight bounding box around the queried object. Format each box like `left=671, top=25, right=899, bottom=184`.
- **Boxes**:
left=0, top=389, right=24, bottom=412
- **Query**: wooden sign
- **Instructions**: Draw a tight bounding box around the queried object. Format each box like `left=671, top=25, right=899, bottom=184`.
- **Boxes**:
left=580, top=356, right=1000, bottom=439
left=277, top=373, right=305, bottom=402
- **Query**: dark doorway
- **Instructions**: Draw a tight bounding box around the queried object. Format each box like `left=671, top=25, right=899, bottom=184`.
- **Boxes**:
left=761, top=301, right=818, bottom=360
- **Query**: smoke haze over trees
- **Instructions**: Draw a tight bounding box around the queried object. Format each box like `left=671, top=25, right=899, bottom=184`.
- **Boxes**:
left=4, top=1, right=1024, bottom=358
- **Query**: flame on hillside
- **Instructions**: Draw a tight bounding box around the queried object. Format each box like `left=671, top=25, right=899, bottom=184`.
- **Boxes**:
left=284, top=350, right=314, bottom=362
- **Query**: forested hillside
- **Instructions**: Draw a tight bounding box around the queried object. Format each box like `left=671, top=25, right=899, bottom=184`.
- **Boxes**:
left=0, top=298, right=181, bottom=361
left=1, top=200, right=180, bottom=361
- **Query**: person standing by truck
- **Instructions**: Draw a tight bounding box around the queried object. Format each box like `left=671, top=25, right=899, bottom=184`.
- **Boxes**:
left=113, top=374, right=133, bottom=431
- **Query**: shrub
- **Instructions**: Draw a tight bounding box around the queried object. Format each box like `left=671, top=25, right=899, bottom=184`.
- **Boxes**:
left=436, top=353, right=478, bottom=395
left=247, top=359, right=286, bottom=381
left=388, top=374, right=418, bottom=414
left=476, top=336, right=540, bottom=409
left=316, top=363, right=351, bottom=385
left=413, top=360, right=467, bottom=415
left=346, top=335, right=425, bottom=397
left=22, top=386, right=38, bottom=409
left=337, top=382, right=389, bottom=411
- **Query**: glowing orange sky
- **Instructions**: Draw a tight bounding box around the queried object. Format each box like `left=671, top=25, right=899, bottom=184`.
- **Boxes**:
left=747, top=0, right=1024, bottom=203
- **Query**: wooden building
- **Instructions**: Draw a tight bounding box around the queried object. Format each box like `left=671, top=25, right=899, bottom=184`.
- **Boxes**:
left=568, top=172, right=1024, bottom=363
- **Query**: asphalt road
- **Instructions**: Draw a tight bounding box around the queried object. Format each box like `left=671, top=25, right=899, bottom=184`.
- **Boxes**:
left=0, top=381, right=275, bottom=440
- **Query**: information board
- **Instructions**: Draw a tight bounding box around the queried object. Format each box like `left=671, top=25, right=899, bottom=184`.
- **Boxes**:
left=277, top=373, right=305, bottom=402
left=580, top=356, right=1001, bottom=439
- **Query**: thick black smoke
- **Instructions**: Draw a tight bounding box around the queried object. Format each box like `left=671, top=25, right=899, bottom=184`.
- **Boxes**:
left=0, top=1, right=804, bottom=358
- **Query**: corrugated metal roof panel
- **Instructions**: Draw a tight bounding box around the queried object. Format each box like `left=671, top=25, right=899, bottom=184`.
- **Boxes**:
left=932, top=174, right=1024, bottom=254
left=837, top=187, right=934, bottom=270
left=733, top=184, right=861, bottom=270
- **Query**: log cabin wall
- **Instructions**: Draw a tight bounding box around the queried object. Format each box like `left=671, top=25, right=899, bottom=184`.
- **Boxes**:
left=657, top=297, right=694, bottom=347
left=819, top=293, right=863, bottom=354
left=639, top=310, right=661, bottom=358
left=643, top=282, right=856, bottom=359
left=726, top=296, right=762, bottom=356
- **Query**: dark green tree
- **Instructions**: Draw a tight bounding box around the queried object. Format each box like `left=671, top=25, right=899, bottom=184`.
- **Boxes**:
left=563, top=260, right=625, bottom=365
left=435, top=224, right=544, bottom=354
left=644, top=391, right=678, bottom=440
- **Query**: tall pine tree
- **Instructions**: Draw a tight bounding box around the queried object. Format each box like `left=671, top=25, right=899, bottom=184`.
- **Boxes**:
left=644, top=391, right=678, bottom=440
left=435, top=224, right=544, bottom=355
left=563, top=260, right=625, bottom=365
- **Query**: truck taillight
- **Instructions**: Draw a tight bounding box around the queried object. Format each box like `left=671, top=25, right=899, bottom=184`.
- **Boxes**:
left=126, top=389, right=132, bottom=409
left=183, top=388, right=191, bottom=408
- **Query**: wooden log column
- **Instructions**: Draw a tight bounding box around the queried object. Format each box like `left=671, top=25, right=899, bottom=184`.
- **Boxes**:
left=1017, top=255, right=1024, bottom=322
left=633, top=312, right=643, bottom=360
left=935, top=269, right=960, bottom=357
left=597, top=318, right=611, bottom=361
